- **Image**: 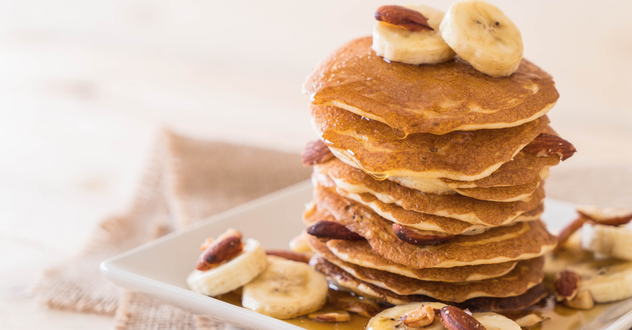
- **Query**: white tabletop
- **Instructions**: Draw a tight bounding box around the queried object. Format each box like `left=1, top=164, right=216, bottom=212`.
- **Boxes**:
left=1, top=0, right=631, bottom=328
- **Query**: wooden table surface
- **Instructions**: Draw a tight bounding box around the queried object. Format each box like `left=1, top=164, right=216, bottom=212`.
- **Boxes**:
left=0, top=0, right=631, bottom=328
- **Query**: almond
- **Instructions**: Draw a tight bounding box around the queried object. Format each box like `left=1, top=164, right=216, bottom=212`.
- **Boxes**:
left=327, top=289, right=381, bottom=317
left=307, top=220, right=364, bottom=241
left=552, top=216, right=586, bottom=254
left=374, top=5, right=433, bottom=32
left=302, top=140, right=335, bottom=166
left=440, top=305, right=486, bottom=330
left=576, top=205, right=632, bottom=226
left=563, top=289, right=594, bottom=310
left=265, top=250, right=311, bottom=263
left=392, top=223, right=454, bottom=246
left=308, top=310, right=351, bottom=322
left=196, top=229, right=244, bottom=271
left=554, top=270, right=580, bottom=301
left=522, top=133, right=576, bottom=161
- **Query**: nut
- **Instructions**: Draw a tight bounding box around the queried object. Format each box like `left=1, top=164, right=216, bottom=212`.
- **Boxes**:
left=392, top=223, right=454, bottom=246
left=552, top=216, right=587, bottom=254
left=199, top=237, right=215, bottom=252
left=401, top=304, right=435, bottom=327
left=308, top=310, right=351, bottom=323
left=327, top=289, right=381, bottom=317
left=576, top=205, right=632, bottom=226
left=554, top=270, right=580, bottom=301
left=440, top=305, right=486, bottom=330
left=514, top=314, right=549, bottom=328
left=563, top=290, right=594, bottom=310
left=307, top=221, right=364, bottom=241
left=522, top=133, right=577, bottom=161
left=374, top=5, right=433, bottom=32
left=265, top=250, right=311, bottom=263
left=196, top=228, right=244, bottom=271
left=302, top=140, right=335, bottom=166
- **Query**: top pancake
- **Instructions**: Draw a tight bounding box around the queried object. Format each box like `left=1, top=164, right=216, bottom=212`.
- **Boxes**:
left=312, top=105, right=550, bottom=181
left=303, top=37, right=559, bottom=135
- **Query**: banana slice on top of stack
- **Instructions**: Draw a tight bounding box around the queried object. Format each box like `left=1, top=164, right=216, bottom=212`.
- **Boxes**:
left=372, top=1, right=523, bottom=77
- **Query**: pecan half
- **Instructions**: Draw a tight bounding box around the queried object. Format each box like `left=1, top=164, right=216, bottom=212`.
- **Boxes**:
left=375, top=5, right=433, bottom=32
left=327, top=289, right=382, bottom=317
left=308, top=310, right=351, bottom=323
left=522, top=133, right=577, bottom=161
left=401, top=304, right=435, bottom=327
left=265, top=250, right=311, bottom=263
left=302, top=140, right=335, bottom=166
left=307, top=220, right=364, bottom=241
left=554, top=270, right=580, bottom=301
left=196, top=229, right=244, bottom=271
left=440, top=306, right=486, bottom=330
left=392, top=223, right=454, bottom=246
left=552, top=216, right=586, bottom=254
left=576, top=205, right=632, bottom=226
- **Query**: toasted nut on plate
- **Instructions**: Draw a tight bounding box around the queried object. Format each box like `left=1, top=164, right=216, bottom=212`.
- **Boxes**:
left=440, top=305, right=485, bottom=330
left=553, top=216, right=587, bottom=254
left=563, top=290, right=594, bottom=310
left=374, top=5, right=433, bottom=32
left=514, top=314, right=549, bottom=328
left=576, top=205, right=632, bottom=226
left=308, top=310, right=351, bottom=322
left=554, top=270, right=580, bottom=301
left=392, top=223, right=454, bottom=246
left=327, top=290, right=381, bottom=317
left=302, top=140, right=335, bottom=166
left=199, top=237, right=215, bottom=252
left=265, top=250, right=311, bottom=263
left=307, top=221, right=364, bottom=241
left=196, top=229, right=244, bottom=271
left=401, top=304, right=435, bottom=327
left=522, top=133, right=576, bottom=161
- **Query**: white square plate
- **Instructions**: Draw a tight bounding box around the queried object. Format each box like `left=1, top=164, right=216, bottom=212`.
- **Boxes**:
left=100, top=180, right=626, bottom=330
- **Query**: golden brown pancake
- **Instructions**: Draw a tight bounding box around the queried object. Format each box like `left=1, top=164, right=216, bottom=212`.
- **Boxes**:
left=312, top=253, right=542, bottom=302
left=313, top=104, right=550, bottom=181
left=312, top=256, right=544, bottom=304
left=303, top=37, right=559, bottom=135
left=315, top=159, right=545, bottom=225
left=309, top=186, right=557, bottom=268
left=307, top=236, right=518, bottom=282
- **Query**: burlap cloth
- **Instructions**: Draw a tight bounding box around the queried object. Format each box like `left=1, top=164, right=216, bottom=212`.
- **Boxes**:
left=31, top=130, right=632, bottom=330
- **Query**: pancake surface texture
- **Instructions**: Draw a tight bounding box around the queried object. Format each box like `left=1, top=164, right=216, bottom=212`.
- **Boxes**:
left=303, top=37, right=559, bottom=135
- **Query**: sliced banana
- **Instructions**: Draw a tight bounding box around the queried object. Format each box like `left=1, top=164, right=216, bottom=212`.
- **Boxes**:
left=187, top=238, right=267, bottom=297
left=440, top=0, right=523, bottom=77
left=366, top=302, right=521, bottom=330
left=373, top=5, right=456, bottom=65
left=568, top=259, right=632, bottom=303
left=242, top=256, right=328, bottom=319
left=581, top=223, right=632, bottom=261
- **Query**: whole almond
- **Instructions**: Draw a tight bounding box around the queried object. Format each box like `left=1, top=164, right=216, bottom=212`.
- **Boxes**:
left=302, top=140, right=335, bottom=166
left=440, top=306, right=486, bottom=330
left=392, top=223, right=454, bottom=246
left=374, top=5, right=433, bottom=32
left=554, top=270, right=580, bottom=301
left=307, top=220, right=364, bottom=241
left=522, top=133, right=576, bottom=161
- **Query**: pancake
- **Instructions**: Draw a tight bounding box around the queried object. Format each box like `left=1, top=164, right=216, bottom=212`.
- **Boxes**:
left=303, top=37, right=559, bottom=135
left=307, top=236, right=518, bottom=282
left=316, top=159, right=545, bottom=225
left=313, top=256, right=547, bottom=308
left=313, top=104, right=551, bottom=181
left=309, top=186, right=557, bottom=268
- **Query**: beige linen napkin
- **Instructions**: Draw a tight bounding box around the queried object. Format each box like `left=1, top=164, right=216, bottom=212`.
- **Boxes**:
left=32, top=130, right=632, bottom=330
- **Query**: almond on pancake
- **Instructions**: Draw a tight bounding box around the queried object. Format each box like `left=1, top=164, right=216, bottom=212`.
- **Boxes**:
left=307, top=236, right=518, bottom=282
left=303, top=37, right=559, bottom=135
left=312, top=104, right=550, bottom=181
left=312, top=256, right=549, bottom=311
left=308, top=186, right=557, bottom=268
left=316, top=159, right=545, bottom=225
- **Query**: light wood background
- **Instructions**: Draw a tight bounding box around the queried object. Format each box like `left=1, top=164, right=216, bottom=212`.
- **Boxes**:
left=0, top=0, right=631, bottom=328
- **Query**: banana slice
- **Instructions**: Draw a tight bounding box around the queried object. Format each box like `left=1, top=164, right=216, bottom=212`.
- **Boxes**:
left=242, top=256, right=328, bottom=319
left=367, top=303, right=521, bottom=330
left=187, top=238, right=267, bottom=297
left=581, top=223, right=632, bottom=261
left=440, top=0, right=523, bottom=77
left=373, top=5, right=456, bottom=65
left=568, top=259, right=632, bottom=303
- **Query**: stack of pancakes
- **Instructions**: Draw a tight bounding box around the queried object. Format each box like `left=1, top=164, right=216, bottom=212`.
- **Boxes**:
left=299, top=37, right=576, bottom=312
